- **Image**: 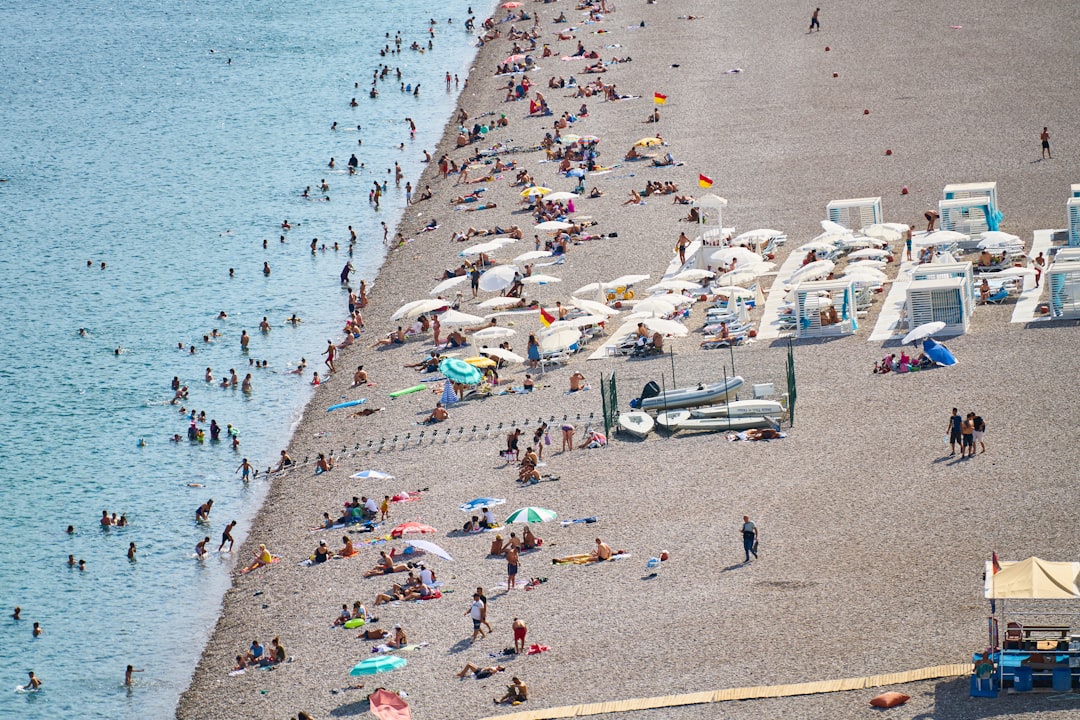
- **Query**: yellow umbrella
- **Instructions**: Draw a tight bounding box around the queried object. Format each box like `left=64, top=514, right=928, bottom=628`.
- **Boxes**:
left=464, top=356, right=497, bottom=368
left=520, top=186, right=551, bottom=198
left=633, top=137, right=662, bottom=147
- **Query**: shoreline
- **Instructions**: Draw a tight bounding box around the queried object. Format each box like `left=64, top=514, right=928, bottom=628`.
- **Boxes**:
left=180, top=1, right=1080, bottom=719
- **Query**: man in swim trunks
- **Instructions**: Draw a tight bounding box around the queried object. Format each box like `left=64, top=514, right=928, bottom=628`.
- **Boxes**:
left=512, top=617, right=528, bottom=654
left=467, top=594, right=487, bottom=641
left=947, top=407, right=963, bottom=456
left=219, top=520, right=237, bottom=552
left=196, top=499, right=213, bottom=522
left=195, top=537, right=210, bottom=558
left=505, top=545, right=520, bottom=589
left=456, top=662, right=505, bottom=679
left=593, top=537, right=613, bottom=561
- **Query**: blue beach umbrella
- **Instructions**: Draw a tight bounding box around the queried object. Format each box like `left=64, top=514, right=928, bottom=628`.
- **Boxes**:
left=459, top=497, right=506, bottom=513
left=440, top=380, right=459, bottom=406
left=349, top=655, right=406, bottom=676
left=566, top=168, right=585, bottom=178
left=438, top=357, right=483, bottom=385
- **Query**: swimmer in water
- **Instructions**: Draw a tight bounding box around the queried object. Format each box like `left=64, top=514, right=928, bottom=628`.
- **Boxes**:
left=25, top=671, right=42, bottom=690
left=66, top=525, right=75, bottom=535
left=125, top=665, right=144, bottom=686
left=127, top=542, right=136, bottom=560
left=68, top=554, right=76, bottom=566
left=195, top=536, right=210, bottom=558
left=196, top=499, right=213, bottom=522
left=78, top=559, right=86, bottom=571
left=33, top=622, right=43, bottom=637
left=78, top=328, right=87, bottom=336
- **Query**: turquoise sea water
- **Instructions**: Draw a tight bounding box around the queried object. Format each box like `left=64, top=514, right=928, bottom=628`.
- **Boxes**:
left=0, top=1, right=481, bottom=717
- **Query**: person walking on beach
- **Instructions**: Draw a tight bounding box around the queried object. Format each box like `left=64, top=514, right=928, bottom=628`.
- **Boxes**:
left=741, top=516, right=759, bottom=562
left=1040, top=127, right=1051, bottom=159
left=323, top=340, right=336, bottom=373
left=947, top=407, right=963, bottom=456
left=675, top=231, right=690, bottom=265
left=809, top=7, right=821, bottom=32
left=219, top=520, right=237, bottom=552
left=505, top=544, right=520, bottom=589
left=467, top=593, right=487, bottom=642
left=236, top=458, right=253, bottom=481
left=973, top=413, right=987, bottom=454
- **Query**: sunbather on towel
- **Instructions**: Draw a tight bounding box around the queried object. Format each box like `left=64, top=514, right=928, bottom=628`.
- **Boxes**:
left=456, top=663, right=505, bottom=679
left=553, top=538, right=625, bottom=564
left=363, top=550, right=408, bottom=578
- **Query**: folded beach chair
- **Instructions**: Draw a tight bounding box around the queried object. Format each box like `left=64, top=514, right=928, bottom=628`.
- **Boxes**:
left=984, top=287, right=1009, bottom=305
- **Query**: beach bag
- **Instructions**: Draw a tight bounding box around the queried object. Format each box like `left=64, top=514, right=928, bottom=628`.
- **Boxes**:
left=544, top=433, right=551, bottom=446
left=869, top=692, right=909, bottom=708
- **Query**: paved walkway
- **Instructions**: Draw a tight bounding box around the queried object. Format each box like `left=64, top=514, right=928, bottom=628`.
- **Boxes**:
left=1011, top=229, right=1055, bottom=324
left=755, top=251, right=804, bottom=340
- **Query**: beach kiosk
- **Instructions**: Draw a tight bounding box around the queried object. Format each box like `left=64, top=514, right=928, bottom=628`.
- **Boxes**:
left=905, top=277, right=970, bottom=337
left=980, top=557, right=1080, bottom=694
left=1067, top=196, right=1080, bottom=246
left=911, top=262, right=977, bottom=312
left=825, top=197, right=881, bottom=230
left=794, top=279, right=858, bottom=338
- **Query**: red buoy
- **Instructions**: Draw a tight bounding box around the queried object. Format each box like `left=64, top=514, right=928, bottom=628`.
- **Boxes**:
left=885, top=149, right=893, bottom=156
left=863, top=109, right=870, bottom=115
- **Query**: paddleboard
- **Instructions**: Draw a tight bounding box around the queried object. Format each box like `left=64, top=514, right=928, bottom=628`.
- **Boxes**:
left=327, top=399, right=366, bottom=412
left=617, top=411, right=654, bottom=438
left=389, top=384, right=426, bottom=398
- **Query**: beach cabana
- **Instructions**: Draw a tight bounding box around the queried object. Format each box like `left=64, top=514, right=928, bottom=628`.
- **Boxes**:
left=943, top=182, right=999, bottom=214
left=911, top=261, right=977, bottom=311
left=1067, top=196, right=1080, bottom=246
left=905, top=277, right=970, bottom=336
left=938, top=197, right=1001, bottom=235
left=794, top=279, right=857, bottom=338
left=1071, top=184, right=1080, bottom=199
left=1047, top=259, right=1080, bottom=318
left=825, top=197, right=881, bottom=230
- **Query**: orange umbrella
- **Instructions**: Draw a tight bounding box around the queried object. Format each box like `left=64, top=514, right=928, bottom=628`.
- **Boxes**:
left=390, top=521, right=436, bottom=538
left=369, top=688, right=411, bottom=720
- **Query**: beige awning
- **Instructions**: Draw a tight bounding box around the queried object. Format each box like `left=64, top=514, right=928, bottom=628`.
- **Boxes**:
left=985, top=557, right=1080, bottom=599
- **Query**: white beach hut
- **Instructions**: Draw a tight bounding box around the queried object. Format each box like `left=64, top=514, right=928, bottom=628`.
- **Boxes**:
left=938, top=197, right=1001, bottom=236
left=694, top=194, right=728, bottom=229
left=825, top=197, right=882, bottom=230
left=794, top=279, right=858, bottom=338
left=943, top=182, right=999, bottom=211
left=1067, top=196, right=1080, bottom=247
left=911, top=261, right=977, bottom=312
left=1047, top=254, right=1080, bottom=319
left=1068, top=184, right=1080, bottom=199
left=906, top=277, right=970, bottom=336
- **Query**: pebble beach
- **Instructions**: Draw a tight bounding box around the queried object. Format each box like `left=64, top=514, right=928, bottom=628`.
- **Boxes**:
left=178, top=1, right=1080, bottom=719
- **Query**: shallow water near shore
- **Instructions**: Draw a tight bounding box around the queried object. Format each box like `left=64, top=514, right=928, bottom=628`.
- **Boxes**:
left=0, top=1, right=479, bottom=717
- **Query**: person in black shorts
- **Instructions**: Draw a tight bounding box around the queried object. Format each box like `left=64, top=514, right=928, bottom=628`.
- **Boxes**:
left=947, top=407, right=963, bottom=456
left=218, top=520, right=237, bottom=552
left=809, top=8, right=820, bottom=32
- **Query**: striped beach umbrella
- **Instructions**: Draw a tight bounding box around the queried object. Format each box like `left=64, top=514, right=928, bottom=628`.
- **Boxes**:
left=505, top=507, right=557, bottom=524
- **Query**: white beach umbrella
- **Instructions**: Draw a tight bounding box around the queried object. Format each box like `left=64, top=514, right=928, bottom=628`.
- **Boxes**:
left=638, top=317, right=689, bottom=337
left=715, top=269, right=759, bottom=287
left=478, top=346, right=525, bottom=364
left=672, top=269, right=715, bottom=282
left=429, top=276, right=470, bottom=295
left=733, top=228, right=785, bottom=244
left=820, top=219, right=849, bottom=234
left=477, top=296, right=523, bottom=309
left=460, top=240, right=506, bottom=257
left=392, top=298, right=447, bottom=320
left=437, top=309, right=485, bottom=324
left=512, top=250, right=553, bottom=265
left=549, top=314, right=607, bottom=330
left=860, top=224, right=904, bottom=243
left=534, top=220, right=574, bottom=231
left=710, top=285, right=758, bottom=301
left=742, top=261, right=777, bottom=276
left=843, top=267, right=887, bottom=283
left=922, top=230, right=968, bottom=245
left=573, top=282, right=608, bottom=297
left=846, top=259, right=887, bottom=270
left=570, top=297, right=620, bottom=316
left=978, top=232, right=1023, bottom=250
left=647, top=279, right=701, bottom=293
left=473, top=326, right=516, bottom=340
left=709, top=247, right=764, bottom=266
left=903, top=321, right=946, bottom=345
left=607, top=274, right=650, bottom=287
left=848, top=248, right=891, bottom=260
left=798, top=240, right=837, bottom=253
left=538, top=326, right=580, bottom=351
left=787, top=259, right=835, bottom=283
left=522, top=274, right=562, bottom=285
left=544, top=191, right=579, bottom=202
left=632, top=297, right=678, bottom=315
left=490, top=236, right=521, bottom=248
left=478, top=265, right=519, bottom=292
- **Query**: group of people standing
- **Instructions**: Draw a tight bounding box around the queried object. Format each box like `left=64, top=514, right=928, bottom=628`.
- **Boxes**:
left=947, top=407, right=987, bottom=458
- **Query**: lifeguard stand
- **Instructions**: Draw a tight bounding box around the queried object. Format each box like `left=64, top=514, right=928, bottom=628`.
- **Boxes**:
left=826, top=197, right=882, bottom=230
left=694, top=194, right=728, bottom=229
left=1067, top=197, right=1080, bottom=247
left=794, top=279, right=858, bottom=338
left=1047, top=259, right=1080, bottom=319
left=906, top=277, right=970, bottom=336
left=911, top=262, right=977, bottom=311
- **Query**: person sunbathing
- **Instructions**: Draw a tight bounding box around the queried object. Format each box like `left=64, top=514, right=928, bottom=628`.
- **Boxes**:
left=742, top=428, right=782, bottom=441
left=446, top=330, right=467, bottom=347
left=242, top=544, right=274, bottom=573
left=496, top=677, right=529, bottom=704
left=672, top=194, right=694, bottom=204
left=363, top=551, right=408, bottom=577
left=332, top=604, right=353, bottom=626
left=424, top=402, right=449, bottom=424
left=652, top=152, right=675, bottom=167
left=372, top=326, right=406, bottom=347
left=456, top=663, right=506, bottom=679
left=624, top=145, right=641, bottom=160
left=489, top=535, right=506, bottom=556
left=622, top=189, right=642, bottom=205
left=522, top=525, right=540, bottom=549
left=338, top=536, right=356, bottom=557
left=373, top=583, right=407, bottom=605
left=594, top=538, right=613, bottom=560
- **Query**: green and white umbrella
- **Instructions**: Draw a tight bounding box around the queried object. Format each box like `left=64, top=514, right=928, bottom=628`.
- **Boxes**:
left=505, top=507, right=558, bottom=524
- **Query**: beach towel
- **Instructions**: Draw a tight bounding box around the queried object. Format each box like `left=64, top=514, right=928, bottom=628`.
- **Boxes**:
left=369, top=688, right=412, bottom=720
left=527, top=644, right=550, bottom=655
